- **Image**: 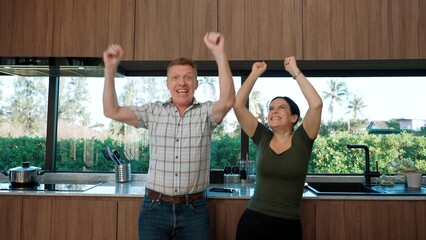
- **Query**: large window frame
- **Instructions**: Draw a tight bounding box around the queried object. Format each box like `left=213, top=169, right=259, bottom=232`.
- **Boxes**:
left=2, top=59, right=426, bottom=174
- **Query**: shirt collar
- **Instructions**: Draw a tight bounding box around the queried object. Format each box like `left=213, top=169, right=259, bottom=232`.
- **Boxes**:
left=163, top=97, right=201, bottom=107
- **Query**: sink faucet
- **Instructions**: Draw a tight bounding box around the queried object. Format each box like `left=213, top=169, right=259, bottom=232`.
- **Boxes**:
left=347, top=144, right=381, bottom=185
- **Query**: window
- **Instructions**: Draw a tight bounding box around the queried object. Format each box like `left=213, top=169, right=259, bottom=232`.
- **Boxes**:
left=0, top=76, right=48, bottom=170
left=1, top=66, right=425, bottom=175
left=249, top=76, right=426, bottom=174
left=55, top=76, right=241, bottom=173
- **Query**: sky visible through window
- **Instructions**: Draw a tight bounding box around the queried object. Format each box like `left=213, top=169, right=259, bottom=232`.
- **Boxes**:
left=253, top=76, right=426, bottom=124
left=1, top=76, right=425, bottom=132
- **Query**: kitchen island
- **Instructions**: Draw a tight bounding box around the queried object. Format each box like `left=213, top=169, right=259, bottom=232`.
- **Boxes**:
left=1, top=174, right=425, bottom=240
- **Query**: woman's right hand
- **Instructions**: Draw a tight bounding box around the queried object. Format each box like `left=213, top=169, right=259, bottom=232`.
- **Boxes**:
left=251, top=61, right=267, bottom=78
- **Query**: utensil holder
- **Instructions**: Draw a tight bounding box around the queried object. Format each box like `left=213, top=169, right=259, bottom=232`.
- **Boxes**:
left=115, top=163, right=131, bottom=183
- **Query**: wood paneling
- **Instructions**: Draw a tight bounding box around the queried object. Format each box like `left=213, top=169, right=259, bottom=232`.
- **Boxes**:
left=218, top=0, right=303, bottom=60
left=117, top=198, right=142, bottom=240
left=389, top=0, right=426, bottom=59
left=135, top=0, right=217, bottom=60
left=52, top=0, right=135, bottom=59
left=0, top=0, right=54, bottom=57
left=300, top=200, right=316, bottom=240
left=415, top=201, right=426, bottom=240
left=0, top=196, right=22, bottom=240
left=209, top=199, right=247, bottom=240
left=304, top=0, right=389, bottom=60
left=315, top=200, right=417, bottom=240
left=22, top=197, right=117, bottom=240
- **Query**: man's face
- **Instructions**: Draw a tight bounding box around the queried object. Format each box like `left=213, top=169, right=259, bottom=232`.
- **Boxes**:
left=167, top=65, right=198, bottom=109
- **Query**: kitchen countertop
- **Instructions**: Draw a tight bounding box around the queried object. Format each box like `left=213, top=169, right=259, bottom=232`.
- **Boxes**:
left=0, top=173, right=425, bottom=200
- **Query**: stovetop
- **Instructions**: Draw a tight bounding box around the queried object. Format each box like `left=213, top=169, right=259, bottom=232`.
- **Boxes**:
left=0, top=181, right=105, bottom=192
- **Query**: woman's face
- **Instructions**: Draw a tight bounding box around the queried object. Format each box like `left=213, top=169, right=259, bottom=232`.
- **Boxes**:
left=267, top=98, right=296, bottom=129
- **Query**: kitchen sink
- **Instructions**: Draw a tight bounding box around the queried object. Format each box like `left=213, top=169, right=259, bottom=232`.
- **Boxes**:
left=306, top=182, right=426, bottom=196
left=306, top=182, right=382, bottom=195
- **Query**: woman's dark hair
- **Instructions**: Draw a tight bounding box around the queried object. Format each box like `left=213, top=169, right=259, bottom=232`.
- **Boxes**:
left=270, top=96, right=300, bottom=125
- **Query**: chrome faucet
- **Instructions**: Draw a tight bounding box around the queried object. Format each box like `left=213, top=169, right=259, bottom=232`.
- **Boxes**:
left=347, top=144, right=381, bottom=185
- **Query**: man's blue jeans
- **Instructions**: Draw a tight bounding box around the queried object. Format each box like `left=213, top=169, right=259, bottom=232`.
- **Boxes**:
left=138, top=194, right=210, bottom=240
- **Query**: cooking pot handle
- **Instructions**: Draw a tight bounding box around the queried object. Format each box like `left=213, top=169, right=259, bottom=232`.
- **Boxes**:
left=1, top=170, right=8, bottom=176
left=38, top=170, right=49, bottom=176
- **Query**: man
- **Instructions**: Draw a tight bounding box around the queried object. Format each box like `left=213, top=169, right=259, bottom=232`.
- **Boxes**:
left=103, top=32, right=235, bottom=240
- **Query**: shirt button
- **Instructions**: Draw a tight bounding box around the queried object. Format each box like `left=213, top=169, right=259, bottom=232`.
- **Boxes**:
left=174, top=189, right=178, bottom=192
left=175, top=173, right=178, bottom=176
left=176, top=139, right=179, bottom=142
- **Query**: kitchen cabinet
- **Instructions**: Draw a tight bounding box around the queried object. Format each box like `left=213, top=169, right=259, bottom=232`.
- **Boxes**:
left=52, top=0, right=135, bottom=59
left=208, top=198, right=315, bottom=240
left=134, top=0, right=217, bottom=60
left=0, top=0, right=134, bottom=59
left=2, top=194, right=426, bottom=240
left=217, top=0, right=303, bottom=60
left=0, top=196, right=22, bottom=240
left=21, top=196, right=117, bottom=240
left=389, top=0, right=426, bottom=59
left=0, top=0, right=54, bottom=57
left=117, top=198, right=143, bottom=240
left=209, top=199, right=247, bottom=239
left=303, top=0, right=389, bottom=60
left=315, top=200, right=418, bottom=240
left=415, top=201, right=426, bottom=240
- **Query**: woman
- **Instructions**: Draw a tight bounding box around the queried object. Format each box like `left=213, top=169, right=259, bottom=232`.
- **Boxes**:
left=234, top=57, right=322, bottom=239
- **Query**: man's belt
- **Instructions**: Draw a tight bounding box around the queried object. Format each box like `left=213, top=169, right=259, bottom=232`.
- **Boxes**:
left=145, top=188, right=206, bottom=204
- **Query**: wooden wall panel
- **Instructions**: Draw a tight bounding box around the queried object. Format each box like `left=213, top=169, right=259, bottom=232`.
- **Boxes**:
left=53, top=0, right=135, bottom=59
left=304, top=0, right=389, bottom=60
left=390, top=0, right=426, bottom=59
left=0, top=0, right=54, bottom=57
left=135, top=0, right=217, bottom=60
left=218, top=0, right=303, bottom=60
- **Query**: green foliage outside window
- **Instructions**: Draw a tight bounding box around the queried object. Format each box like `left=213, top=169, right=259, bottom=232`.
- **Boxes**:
left=1, top=132, right=425, bottom=175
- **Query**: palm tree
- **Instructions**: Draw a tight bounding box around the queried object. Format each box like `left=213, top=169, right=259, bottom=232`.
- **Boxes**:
left=347, top=94, right=368, bottom=133
left=250, top=90, right=267, bottom=124
left=322, top=80, right=348, bottom=123
left=347, top=94, right=367, bottom=121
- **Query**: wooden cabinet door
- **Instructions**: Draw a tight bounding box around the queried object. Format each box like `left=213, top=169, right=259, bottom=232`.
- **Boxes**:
left=0, top=0, right=54, bottom=57
left=304, top=0, right=389, bottom=60
left=134, top=0, right=217, bottom=60
left=315, top=200, right=417, bottom=240
left=22, top=197, right=117, bottom=240
left=209, top=199, right=248, bottom=240
left=117, top=198, right=143, bottom=240
left=0, top=196, right=22, bottom=240
left=300, top=200, right=315, bottom=240
left=389, top=0, right=426, bottom=59
left=52, top=0, right=135, bottom=59
left=218, top=0, right=303, bottom=60
left=415, top=201, right=426, bottom=240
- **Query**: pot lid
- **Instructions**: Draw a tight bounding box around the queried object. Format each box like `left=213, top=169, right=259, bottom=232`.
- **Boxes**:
left=10, top=162, right=40, bottom=171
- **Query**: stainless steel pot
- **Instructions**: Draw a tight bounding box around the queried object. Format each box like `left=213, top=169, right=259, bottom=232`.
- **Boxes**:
left=1, top=162, right=47, bottom=187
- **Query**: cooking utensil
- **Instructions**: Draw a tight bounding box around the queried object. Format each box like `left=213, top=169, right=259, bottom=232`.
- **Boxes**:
left=101, top=147, right=121, bottom=165
left=101, top=147, right=114, bottom=163
left=112, top=150, right=123, bottom=165
left=1, top=162, right=47, bottom=187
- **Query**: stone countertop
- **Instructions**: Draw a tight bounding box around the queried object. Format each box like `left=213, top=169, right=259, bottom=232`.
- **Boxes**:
left=0, top=180, right=317, bottom=198
left=0, top=173, right=425, bottom=200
